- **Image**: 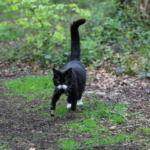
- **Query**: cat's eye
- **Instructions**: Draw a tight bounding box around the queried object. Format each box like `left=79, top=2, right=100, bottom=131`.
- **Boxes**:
left=65, top=81, right=68, bottom=84
left=56, top=81, right=60, bottom=84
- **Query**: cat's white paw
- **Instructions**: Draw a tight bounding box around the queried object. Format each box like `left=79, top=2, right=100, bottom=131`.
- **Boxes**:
left=77, top=99, right=83, bottom=106
left=67, top=103, right=71, bottom=109
left=67, top=100, right=83, bottom=109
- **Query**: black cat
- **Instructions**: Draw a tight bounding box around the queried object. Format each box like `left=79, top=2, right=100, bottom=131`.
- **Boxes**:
left=50, top=19, right=86, bottom=117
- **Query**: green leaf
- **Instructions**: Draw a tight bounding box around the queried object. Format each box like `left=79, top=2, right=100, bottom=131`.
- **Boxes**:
left=41, top=0, right=49, bottom=3
left=2, top=21, right=8, bottom=27
left=38, top=4, right=45, bottom=9
left=81, top=9, right=91, bottom=17
left=140, top=74, right=146, bottom=80
left=22, top=1, right=30, bottom=7
left=146, top=73, right=150, bottom=79
left=0, top=142, right=9, bottom=148
left=105, top=66, right=110, bottom=71
left=37, top=40, right=43, bottom=48
left=11, top=4, right=18, bottom=10
left=63, top=52, right=69, bottom=56
left=26, top=36, right=35, bottom=43
left=74, top=8, right=81, bottom=13
left=42, top=21, right=51, bottom=27
left=69, top=3, right=77, bottom=8
left=56, top=25, right=64, bottom=32
left=34, top=22, right=42, bottom=28
left=53, top=31, right=66, bottom=43
left=44, top=55, right=52, bottom=60
left=141, top=49, right=147, bottom=54
left=125, top=68, right=135, bottom=76
left=116, top=67, right=123, bottom=76
left=26, top=11, right=31, bottom=16
left=56, top=4, right=64, bottom=10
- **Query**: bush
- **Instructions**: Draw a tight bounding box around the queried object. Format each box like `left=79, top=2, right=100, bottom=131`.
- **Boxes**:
left=0, top=0, right=150, bottom=75
left=0, top=0, right=90, bottom=67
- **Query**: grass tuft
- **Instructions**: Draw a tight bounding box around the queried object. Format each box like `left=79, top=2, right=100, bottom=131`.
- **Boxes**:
left=137, top=127, right=150, bottom=135
left=58, top=139, right=79, bottom=150
left=4, top=75, right=53, bottom=96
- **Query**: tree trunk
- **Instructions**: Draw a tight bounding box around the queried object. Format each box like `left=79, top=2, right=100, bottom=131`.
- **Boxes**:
left=140, top=0, right=150, bottom=18
left=118, top=0, right=150, bottom=18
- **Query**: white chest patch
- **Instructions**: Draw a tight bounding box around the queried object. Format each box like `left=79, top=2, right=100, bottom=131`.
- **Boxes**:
left=58, top=84, right=68, bottom=89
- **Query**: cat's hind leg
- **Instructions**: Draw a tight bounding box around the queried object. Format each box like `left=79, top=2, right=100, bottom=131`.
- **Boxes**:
left=67, top=103, right=71, bottom=109
left=66, top=95, right=72, bottom=109
left=77, top=93, right=83, bottom=106
left=67, top=98, right=83, bottom=108
left=77, top=99, right=83, bottom=106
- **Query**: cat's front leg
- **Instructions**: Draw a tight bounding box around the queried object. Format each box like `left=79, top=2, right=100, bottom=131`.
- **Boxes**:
left=69, top=95, right=78, bottom=117
left=50, top=89, right=62, bottom=117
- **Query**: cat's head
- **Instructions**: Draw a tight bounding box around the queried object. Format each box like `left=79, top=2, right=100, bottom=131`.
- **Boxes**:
left=52, top=68, right=72, bottom=89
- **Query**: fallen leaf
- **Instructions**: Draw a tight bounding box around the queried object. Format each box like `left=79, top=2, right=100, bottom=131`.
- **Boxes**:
left=132, top=99, right=139, bottom=102
left=110, top=126, right=117, bottom=130
left=29, top=148, right=36, bottom=150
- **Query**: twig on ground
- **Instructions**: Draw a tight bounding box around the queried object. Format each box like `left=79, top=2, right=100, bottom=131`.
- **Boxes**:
left=110, top=111, right=128, bottom=121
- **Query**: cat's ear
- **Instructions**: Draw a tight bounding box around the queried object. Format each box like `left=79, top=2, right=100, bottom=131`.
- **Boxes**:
left=52, top=68, right=59, bottom=76
left=66, top=68, right=72, bottom=74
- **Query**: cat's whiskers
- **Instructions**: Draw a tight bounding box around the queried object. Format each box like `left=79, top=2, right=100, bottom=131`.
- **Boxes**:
left=67, top=87, right=71, bottom=91
left=68, top=83, right=77, bottom=88
left=65, top=88, right=69, bottom=95
left=54, top=87, right=60, bottom=94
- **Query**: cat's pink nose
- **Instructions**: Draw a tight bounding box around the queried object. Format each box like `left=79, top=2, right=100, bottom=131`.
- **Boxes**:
left=58, top=85, right=67, bottom=89
left=62, top=85, right=67, bottom=89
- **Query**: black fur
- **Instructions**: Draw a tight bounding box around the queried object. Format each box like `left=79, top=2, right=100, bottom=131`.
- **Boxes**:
left=50, top=19, right=86, bottom=117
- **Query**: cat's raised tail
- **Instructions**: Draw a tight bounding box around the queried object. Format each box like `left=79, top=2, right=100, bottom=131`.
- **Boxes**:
left=70, top=19, right=86, bottom=61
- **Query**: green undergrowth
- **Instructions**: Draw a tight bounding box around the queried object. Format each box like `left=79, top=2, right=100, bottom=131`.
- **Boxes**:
left=1, top=0, right=150, bottom=75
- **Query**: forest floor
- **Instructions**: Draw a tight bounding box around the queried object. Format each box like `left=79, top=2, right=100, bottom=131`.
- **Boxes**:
left=0, top=61, right=150, bottom=150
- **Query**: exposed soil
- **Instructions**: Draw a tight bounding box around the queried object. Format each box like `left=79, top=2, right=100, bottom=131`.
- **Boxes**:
left=0, top=63, right=150, bottom=150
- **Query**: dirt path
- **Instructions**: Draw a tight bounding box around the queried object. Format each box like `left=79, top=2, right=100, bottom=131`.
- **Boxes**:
left=0, top=67, right=150, bottom=150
